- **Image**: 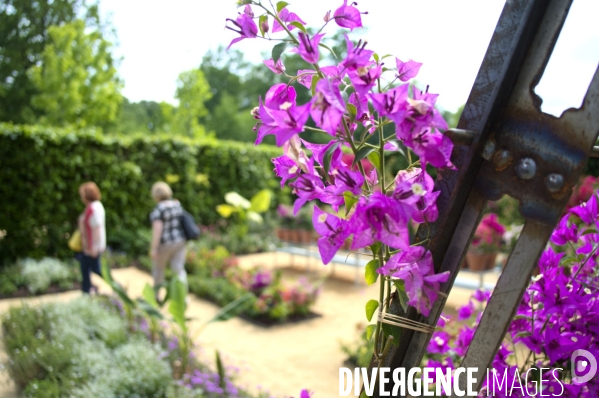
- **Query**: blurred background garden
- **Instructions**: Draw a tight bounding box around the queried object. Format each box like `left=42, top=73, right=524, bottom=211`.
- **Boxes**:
left=1, top=0, right=599, bottom=397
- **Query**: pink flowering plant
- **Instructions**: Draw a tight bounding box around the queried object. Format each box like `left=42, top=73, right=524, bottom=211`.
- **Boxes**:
left=423, top=191, right=599, bottom=397
left=227, top=0, right=455, bottom=364
left=470, top=213, right=506, bottom=254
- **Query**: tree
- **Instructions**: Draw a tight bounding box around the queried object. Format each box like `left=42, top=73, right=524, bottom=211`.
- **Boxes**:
left=170, top=69, right=213, bottom=140
left=0, top=0, right=101, bottom=123
left=28, top=19, right=122, bottom=129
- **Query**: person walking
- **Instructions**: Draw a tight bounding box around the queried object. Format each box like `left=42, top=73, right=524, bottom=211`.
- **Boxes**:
left=149, top=182, right=188, bottom=288
left=77, top=181, right=106, bottom=294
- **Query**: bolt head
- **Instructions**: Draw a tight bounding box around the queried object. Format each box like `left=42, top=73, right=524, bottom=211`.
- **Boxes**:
left=545, top=173, right=564, bottom=193
left=493, top=150, right=512, bottom=170
left=515, top=158, right=536, bottom=180
left=482, top=140, right=496, bottom=161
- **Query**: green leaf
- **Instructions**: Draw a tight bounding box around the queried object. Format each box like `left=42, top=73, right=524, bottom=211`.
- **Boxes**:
left=168, top=278, right=187, bottom=331
left=323, top=142, right=338, bottom=176
left=364, top=259, right=379, bottom=285
left=259, top=15, right=268, bottom=37
left=276, top=1, right=289, bottom=13
left=365, top=299, right=379, bottom=322
left=365, top=324, right=377, bottom=341
left=224, top=192, right=251, bottom=209
left=318, top=42, right=337, bottom=58
left=393, top=280, right=409, bottom=312
left=353, top=146, right=376, bottom=168
left=373, top=53, right=379, bottom=63
left=384, top=139, right=406, bottom=158
left=360, top=391, right=369, bottom=398
left=344, top=191, right=358, bottom=217
left=367, top=151, right=381, bottom=171
left=136, top=299, right=164, bottom=320
left=250, top=189, right=272, bottom=213
left=310, top=74, right=321, bottom=96
left=207, top=293, right=253, bottom=323
left=288, top=21, right=306, bottom=33
left=582, top=228, right=599, bottom=236
left=272, top=42, right=287, bottom=64
left=216, top=204, right=238, bottom=218
left=346, top=103, right=357, bottom=122
left=101, top=262, right=135, bottom=307
left=369, top=242, right=382, bottom=256
left=560, top=257, right=578, bottom=267
left=216, top=350, right=226, bottom=390
left=382, top=323, right=401, bottom=346
left=142, top=283, right=159, bottom=308
left=247, top=211, right=263, bottom=223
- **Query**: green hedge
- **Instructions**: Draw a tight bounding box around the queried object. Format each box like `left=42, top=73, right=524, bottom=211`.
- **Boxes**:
left=0, top=123, right=284, bottom=261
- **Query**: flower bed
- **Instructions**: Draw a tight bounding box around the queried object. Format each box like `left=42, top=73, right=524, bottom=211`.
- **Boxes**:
left=1, top=295, right=270, bottom=398
left=186, top=247, right=321, bottom=326
left=0, top=257, right=81, bottom=298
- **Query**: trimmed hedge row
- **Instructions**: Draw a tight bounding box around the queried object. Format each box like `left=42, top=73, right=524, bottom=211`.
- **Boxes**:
left=0, top=123, right=284, bottom=261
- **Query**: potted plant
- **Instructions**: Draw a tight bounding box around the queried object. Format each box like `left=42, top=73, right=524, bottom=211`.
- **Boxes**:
left=466, top=213, right=505, bottom=271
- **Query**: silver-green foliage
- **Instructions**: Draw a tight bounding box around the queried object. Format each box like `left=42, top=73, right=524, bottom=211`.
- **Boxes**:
left=20, top=257, right=72, bottom=293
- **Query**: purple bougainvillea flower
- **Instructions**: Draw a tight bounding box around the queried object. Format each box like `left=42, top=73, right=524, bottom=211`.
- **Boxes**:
left=550, top=213, right=579, bottom=246
left=333, top=0, right=364, bottom=31
left=289, top=174, right=327, bottom=215
left=263, top=58, right=285, bottom=74
left=368, top=84, right=409, bottom=125
left=404, top=128, right=455, bottom=169
left=327, top=165, right=365, bottom=199
left=472, top=289, right=491, bottom=303
left=272, top=7, right=306, bottom=33
left=571, top=193, right=598, bottom=225
left=396, top=58, right=422, bottom=81
left=225, top=5, right=258, bottom=49
left=392, top=167, right=440, bottom=223
left=340, top=35, right=374, bottom=72
left=293, top=32, right=325, bottom=64
left=544, top=324, right=592, bottom=363
left=256, top=99, right=311, bottom=146
left=348, top=64, right=382, bottom=97
left=264, top=83, right=297, bottom=109
left=299, top=389, right=312, bottom=398
left=454, top=325, right=475, bottom=357
left=311, top=79, right=346, bottom=136
left=313, top=206, right=351, bottom=264
left=297, top=66, right=342, bottom=89
left=272, top=155, right=301, bottom=187
left=457, top=300, right=475, bottom=320
left=427, top=330, right=452, bottom=354
left=349, top=192, right=410, bottom=250
left=376, top=246, right=449, bottom=316
left=348, top=92, right=375, bottom=132
left=396, top=86, right=448, bottom=140
left=302, top=140, right=345, bottom=171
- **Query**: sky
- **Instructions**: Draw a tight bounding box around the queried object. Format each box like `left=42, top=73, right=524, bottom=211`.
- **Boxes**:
left=99, top=0, right=599, bottom=116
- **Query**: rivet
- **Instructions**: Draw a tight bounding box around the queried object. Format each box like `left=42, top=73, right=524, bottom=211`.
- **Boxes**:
left=545, top=173, right=564, bottom=193
left=492, top=150, right=512, bottom=170
left=482, top=140, right=496, bottom=161
left=515, top=158, right=536, bottom=180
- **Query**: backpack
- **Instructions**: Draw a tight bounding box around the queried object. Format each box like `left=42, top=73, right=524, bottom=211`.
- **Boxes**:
left=180, top=210, right=200, bottom=240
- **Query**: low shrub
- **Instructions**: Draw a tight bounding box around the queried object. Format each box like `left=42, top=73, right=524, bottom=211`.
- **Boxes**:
left=0, top=258, right=80, bottom=297
left=186, top=247, right=321, bottom=324
left=1, top=296, right=268, bottom=397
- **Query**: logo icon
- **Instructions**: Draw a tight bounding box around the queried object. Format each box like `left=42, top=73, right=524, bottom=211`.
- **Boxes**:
left=571, top=349, right=597, bottom=384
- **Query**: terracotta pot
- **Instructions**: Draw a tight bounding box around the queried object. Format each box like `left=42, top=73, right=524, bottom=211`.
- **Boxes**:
left=299, top=229, right=312, bottom=244
left=288, top=229, right=300, bottom=243
left=465, top=252, right=497, bottom=271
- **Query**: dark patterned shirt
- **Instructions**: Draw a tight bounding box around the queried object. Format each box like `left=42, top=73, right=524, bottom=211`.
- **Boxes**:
left=149, top=200, right=185, bottom=244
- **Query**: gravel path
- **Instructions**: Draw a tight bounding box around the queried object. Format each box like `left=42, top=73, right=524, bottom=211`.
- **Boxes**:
left=0, top=252, right=493, bottom=397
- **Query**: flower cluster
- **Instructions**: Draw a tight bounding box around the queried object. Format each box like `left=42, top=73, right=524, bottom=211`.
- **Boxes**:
left=227, top=1, right=454, bottom=320
left=423, top=190, right=599, bottom=397
left=470, top=213, right=506, bottom=253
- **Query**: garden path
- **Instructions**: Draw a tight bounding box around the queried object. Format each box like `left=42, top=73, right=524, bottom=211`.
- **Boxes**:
left=0, top=252, right=497, bottom=398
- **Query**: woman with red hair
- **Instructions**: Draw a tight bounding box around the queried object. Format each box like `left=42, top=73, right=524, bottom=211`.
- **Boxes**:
left=77, top=181, right=106, bottom=293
